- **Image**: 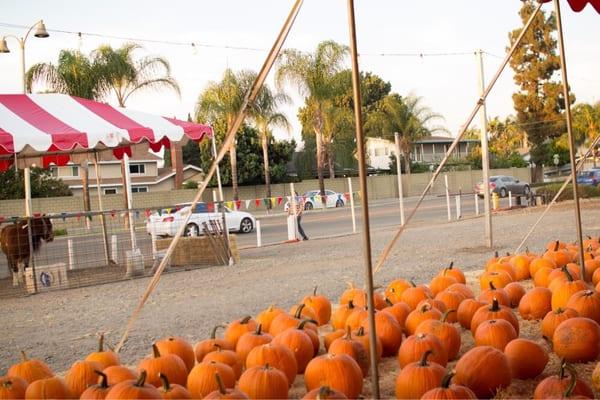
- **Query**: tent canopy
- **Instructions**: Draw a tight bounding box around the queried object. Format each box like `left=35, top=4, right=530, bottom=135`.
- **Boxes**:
left=540, top=0, right=600, bottom=13
left=0, top=93, right=213, bottom=170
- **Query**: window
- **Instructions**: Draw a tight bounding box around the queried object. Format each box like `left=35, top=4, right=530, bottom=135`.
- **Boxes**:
left=70, top=166, right=79, bottom=177
left=131, top=186, right=148, bottom=193
left=104, top=188, right=117, bottom=195
left=374, top=147, right=385, bottom=156
left=50, top=167, right=58, bottom=177
left=129, top=164, right=146, bottom=174
left=384, top=147, right=389, bottom=156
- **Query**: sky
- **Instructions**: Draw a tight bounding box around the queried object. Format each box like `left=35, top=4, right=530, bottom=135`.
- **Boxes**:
left=1, top=0, right=599, bottom=151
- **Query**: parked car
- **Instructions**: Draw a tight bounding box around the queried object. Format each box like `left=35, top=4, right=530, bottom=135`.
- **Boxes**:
left=146, top=202, right=256, bottom=237
left=576, top=169, right=600, bottom=186
left=284, top=189, right=346, bottom=211
left=474, top=175, right=530, bottom=198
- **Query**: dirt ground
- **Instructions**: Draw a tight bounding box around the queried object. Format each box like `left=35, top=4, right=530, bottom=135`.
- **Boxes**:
left=2, top=199, right=600, bottom=398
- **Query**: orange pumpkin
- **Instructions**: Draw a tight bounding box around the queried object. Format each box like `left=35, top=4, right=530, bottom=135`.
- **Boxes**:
left=102, top=366, right=136, bottom=386
left=474, top=319, right=517, bottom=351
left=352, top=327, right=383, bottom=362
left=533, top=266, right=555, bottom=287
left=304, top=354, right=363, bottom=400
left=24, top=376, right=70, bottom=400
left=551, top=270, right=589, bottom=310
left=479, top=270, right=512, bottom=290
left=302, top=286, right=332, bottom=325
left=414, top=310, right=461, bottom=360
left=255, top=305, right=285, bottom=335
left=340, top=282, right=364, bottom=305
left=105, top=370, right=162, bottom=400
left=246, top=343, right=297, bottom=387
left=518, top=287, right=552, bottom=320
left=584, top=256, right=600, bottom=282
left=7, top=351, right=53, bottom=384
left=323, top=329, right=345, bottom=351
left=85, top=333, right=120, bottom=369
left=194, top=325, right=234, bottom=363
left=0, top=376, right=28, bottom=400
left=381, top=301, right=411, bottom=329
left=344, top=306, right=368, bottom=331
left=429, top=274, right=457, bottom=297
left=405, top=304, right=442, bottom=336
left=203, top=345, right=243, bottom=379
left=504, top=282, right=526, bottom=308
left=544, top=241, right=572, bottom=267
left=547, top=264, right=581, bottom=287
left=155, top=337, right=195, bottom=373
left=416, top=298, right=447, bottom=313
left=553, top=317, right=600, bottom=362
left=64, top=360, right=103, bottom=398
left=529, top=257, right=557, bottom=279
left=328, top=326, right=369, bottom=377
left=400, top=283, right=433, bottom=310
left=470, top=298, right=519, bottom=336
left=541, top=307, right=579, bottom=341
left=351, top=290, right=386, bottom=310
left=270, top=306, right=317, bottom=337
left=394, top=350, right=445, bottom=400
left=593, top=267, right=600, bottom=287
left=157, top=373, right=190, bottom=400
left=533, top=362, right=594, bottom=399
left=137, top=344, right=188, bottom=388
left=446, top=283, right=474, bottom=299
left=385, top=279, right=412, bottom=304
left=457, top=299, right=485, bottom=330
left=238, top=364, right=289, bottom=399
left=437, top=261, right=466, bottom=284
left=420, top=372, right=476, bottom=400
left=224, top=316, right=258, bottom=347
left=235, top=324, right=273, bottom=365
left=453, top=346, right=511, bottom=399
left=477, top=281, right=510, bottom=306
left=302, top=386, right=348, bottom=399
left=331, top=301, right=358, bottom=331
left=397, top=333, right=447, bottom=368
left=434, top=291, right=464, bottom=323
left=359, top=310, right=403, bottom=357
left=566, top=289, right=600, bottom=324
left=289, top=303, right=318, bottom=322
left=510, top=254, right=531, bottom=281
left=486, top=261, right=516, bottom=280
left=80, top=371, right=111, bottom=400
left=203, top=372, right=248, bottom=399
left=504, top=339, right=548, bottom=379
left=187, top=361, right=235, bottom=399
left=271, top=325, right=314, bottom=373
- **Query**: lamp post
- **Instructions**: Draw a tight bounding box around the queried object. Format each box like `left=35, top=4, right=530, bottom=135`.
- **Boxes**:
left=0, top=20, right=50, bottom=94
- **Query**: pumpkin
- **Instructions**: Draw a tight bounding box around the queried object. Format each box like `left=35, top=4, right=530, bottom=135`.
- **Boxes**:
left=80, top=371, right=111, bottom=400
left=479, top=270, right=512, bottom=290
left=551, top=268, right=588, bottom=310
left=533, top=266, right=555, bottom=287
left=530, top=256, right=557, bottom=277
left=323, top=329, right=345, bottom=351
left=400, top=283, right=433, bottom=310
left=187, top=361, right=235, bottom=399
left=484, top=251, right=501, bottom=269
left=295, top=320, right=320, bottom=356
left=238, top=364, right=289, bottom=399
left=470, top=298, right=519, bottom=336
left=270, top=305, right=317, bottom=336
left=453, top=346, right=511, bottom=399
left=24, top=376, right=70, bottom=400
left=474, top=319, right=517, bottom=351
left=477, top=281, right=510, bottom=306
left=429, top=274, right=457, bottom=297
left=289, top=303, right=318, bottom=322
left=416, top=298, right=447, bottom=313
left=351, top=290, right=386, bottom=310
left=328, top=326, right=369, bottom=377
left=546, top=239, right=567, bottom=251
left=420, top=372, right=476, bottom=400
left=302, top=286, right=332, bottom=325
left=593, top=266, right=600, bottom=287
left=414, top=310, right=461, bottom=360
left=0, top=376, right=28, bottom=400
left=203, top=345, right=243, bottom=379
left=381, top=301, right=411, bottom=329
left=394, top=350, right=445, bottom=400
left=457, top=299, right=485, bottom=330
left=592, top=361, right=600, bottom=392
left=155, top=337, right=195, bottom=373
left=533, top=362, right=594, bottom=399
left=102, top=366, right=136, bottom=386
left=85, top=333, right=120, bottom=369
left=437, top=261, right=466, bottom=284
left=553, top=317, right=600, bottom=362
left=385, top=279, right=413, bottom=304
left=352, top=327, right=383, bottom=362
left=486, top=261, right=516, bottom=280
left=405, top=304, right=442, bottom=336
left=194, top=325, right=234, bottom=363
left=158, top=373, right=190, bottom=400
left=7, top=351, right=53, bottom=384
left=544, top=241, right=572, bottom=267
left=304, top=354, right=363, bottom=399
left=434, top=291, right=464, bottom=323
left=504, top=282, right=526, bottom=308
left=397, top=333, right=447, bottom=368
left=446, top=283, right=474, bottom=299
left=518, top=286, right=552, bottom=320
left=510, top=254, right=531, bottom=281
left=566, top=289, right=600, bottom=324
left=64, top=360, right=103, bottom=398
left=271, top=325, right=314, bottom=373
left=331, top=301, right=358, bottom=331
left=302, top=386, right=348, bottom=399
left=547, top=264, right=581, bottom=287
left=105, top=370, right=162, bottom=400
left=224, top=316, right=258, bottom=347
left=584, top=255, right=600, bottom=282
left=504, top=339, right=548, bottom=379
left=359, top=310, right=403, bottom=356
left=137, top=344, right=187, bottom=388
left=541, top=307, right=579, bottom=341
left=246, top=343, right=297, bottom=387
left=203, top=373, right=249, bottom=399
left=235, top=324, right=273, bottom=365
left=340, top=282, right=364, bottom=305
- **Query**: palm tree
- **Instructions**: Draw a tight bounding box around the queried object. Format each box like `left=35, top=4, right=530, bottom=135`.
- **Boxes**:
left=573, top=102, right=600, bottom=167
left=195, top=69, right=255, bottom=200
left=249, top=85, right=291, bottom=200
left=276, top=40, right=348, bottom=202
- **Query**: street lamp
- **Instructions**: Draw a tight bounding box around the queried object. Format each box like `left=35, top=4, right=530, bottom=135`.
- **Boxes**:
left=0, top=20, right=50, bottom=94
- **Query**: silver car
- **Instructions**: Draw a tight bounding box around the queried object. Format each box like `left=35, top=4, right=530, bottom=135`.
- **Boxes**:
left=475, top=175, right=530, bottom=198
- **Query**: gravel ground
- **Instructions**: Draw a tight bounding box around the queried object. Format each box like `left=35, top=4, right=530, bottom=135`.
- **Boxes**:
left=2, top=199, right=600, bottom=375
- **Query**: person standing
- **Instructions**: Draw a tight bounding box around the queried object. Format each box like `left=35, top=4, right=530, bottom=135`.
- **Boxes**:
left=293, top=191, right=309, bottom=241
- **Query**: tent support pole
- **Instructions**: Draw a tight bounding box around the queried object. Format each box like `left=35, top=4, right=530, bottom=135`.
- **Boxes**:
left=347, top=0, right=379, bottom=397
left=123, top=153, right=137, bottom=251
left=24, top=167, right=37, bottom=293
left=93, top=152, right=112, bottom=266
left=554, top=0, right=586, bottom=275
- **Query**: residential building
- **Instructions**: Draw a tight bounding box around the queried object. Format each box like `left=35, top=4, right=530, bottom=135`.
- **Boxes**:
left=366, top=137, right=397, bottom=170
left=411, top=135, right=478, bottom=163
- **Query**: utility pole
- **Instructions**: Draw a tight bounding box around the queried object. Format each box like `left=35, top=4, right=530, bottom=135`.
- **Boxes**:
left=477, top=49, right=493, bottom=248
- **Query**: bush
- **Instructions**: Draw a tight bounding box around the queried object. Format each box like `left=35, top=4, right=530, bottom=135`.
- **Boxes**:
left=534, top=183, right=600, bottom=202
left=182, top=180, right=198, bottom=189
left=53, top=228, right=68, bottom=237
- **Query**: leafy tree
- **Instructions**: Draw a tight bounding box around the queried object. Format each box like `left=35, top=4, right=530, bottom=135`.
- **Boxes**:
left=572, top=102, right=600, bottom=167
left=488, top=116, right=526, bottom=156
left=509, top=1, right=571, bottom=166
left=0, top=168, right=72, bottom=200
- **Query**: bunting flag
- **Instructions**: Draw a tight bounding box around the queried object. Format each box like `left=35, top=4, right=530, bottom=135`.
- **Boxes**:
left=263, top=198, right=271, bottom=207
left=110, top=210, right=116, bottom=218
left=226, top=201, right=234, bottom=210
left=157, top=209, right=162, bottom=216
left=61, top=212, right=67, bottom=222
left=135, top=210, right=140, bottom=219
left=255, top=199, right=261, bottom=207
left=207, top=202, right=215, bottom=212
left=76, top=213, right=82, bottom=222
left=235, top=200, right=242, bottom=210
left=314, top=194, right=321, bottom=203
left=145, top=209, right=151, bottom=217
left=277, top=196, right=283, bottom=205
left=0, top=216, right=4, bottom=223
left=165, top=208, right=172, bottom=214
left=245, top=199, right=251, bottom=210
left=344, top=192, right=351, bottom=201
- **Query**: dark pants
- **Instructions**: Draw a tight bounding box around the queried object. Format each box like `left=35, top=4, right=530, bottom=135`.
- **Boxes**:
left=297, top=215, right=308, bottom=240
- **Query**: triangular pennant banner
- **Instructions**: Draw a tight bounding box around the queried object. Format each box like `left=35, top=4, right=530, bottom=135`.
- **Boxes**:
left=76, top=213, right=82, bottom=221
left=277, top=196, right=283, bottom=205
left=255, top=199, right=261, bottom=207
left=110, top=210, right=116, bottom=218
left=245, top=200, right=251, bottom=209
left=145, top=209, right=151, bottom=217
left=226, top=201, right=233, bottom=210
left=344, top=192, right=351, bottom=201
left=235, top=200, right=242, bottom=210
left=207, top=202, right=215, bottom=212
left=323, top=195, right=328, bottom=202
left=61, top=212, right=67, bottom=221
left=263, top=198, right=270, bottom=207
left=135, top=210, right=140, bottom=219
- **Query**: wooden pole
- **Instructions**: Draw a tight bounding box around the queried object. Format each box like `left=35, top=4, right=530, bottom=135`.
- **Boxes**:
left=93, top=152, right=111, bottom=266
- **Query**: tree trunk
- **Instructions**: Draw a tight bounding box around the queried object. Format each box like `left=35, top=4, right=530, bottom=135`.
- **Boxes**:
left=230, top=145, right=239, bottom=201
left=328, top=144, right=335, bottom=179
left=261, top=132, right=271, bottom=207
left=315, top=130, right=326, bottom=205
left=81, top=162, right=91, bottom=229
left=402, top=151, right=411, bottom=175
left=121, top=159, right=129, bottom=229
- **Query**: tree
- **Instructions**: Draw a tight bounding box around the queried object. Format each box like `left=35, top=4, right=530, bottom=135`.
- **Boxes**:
left=572, top=102, right=600, bottom=167
left=509, top=0, right=571, bottom=167
left=248, top=85, right=291, bottom=200
left=195, top=69, right=255, bottom=200
left=0, top=168, right=72, bottom=200
left=276, top=40, right=349, bottom=203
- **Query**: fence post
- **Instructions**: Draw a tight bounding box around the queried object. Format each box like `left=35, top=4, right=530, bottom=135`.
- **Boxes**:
left=212, top=190, right=217, bottom=202
left=455, top=196, right=462, bottom=219
left=509, top=191, right=513, bottom=208
left=111, top=235, right=118, bottom=264
left=348, top=177, right=356, bottom=233
left=475, top=193, right=480, bottom=216
left=68, top=239, right=75, bottom=270
left=444, top=174, right=452, bottom=221
left=150, top=223, right=157, bottom=260
left=256, top=220, right=262, bottom=247
left=288, top=183, right=298, bottom=241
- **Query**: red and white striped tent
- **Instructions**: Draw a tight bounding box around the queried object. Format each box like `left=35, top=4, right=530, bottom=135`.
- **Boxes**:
left=0, top=93, right=213, bottom=170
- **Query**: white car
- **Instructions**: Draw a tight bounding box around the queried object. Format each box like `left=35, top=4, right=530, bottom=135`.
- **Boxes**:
left=284, top=189, right=346, bottom=211
left=146, top=202, right=256, bottom=237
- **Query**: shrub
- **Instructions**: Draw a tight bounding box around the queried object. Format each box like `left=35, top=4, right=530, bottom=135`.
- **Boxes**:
left=534, top=183, right=600, bottom=202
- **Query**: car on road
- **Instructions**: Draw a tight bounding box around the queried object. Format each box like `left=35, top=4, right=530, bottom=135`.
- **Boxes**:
left=474, top=175, right=530, bottom=198
left=576, top=169, right=600, bottom=186
left=145, top=202, right=256, bottom=237
left=284, top=189, right=346, bottom=211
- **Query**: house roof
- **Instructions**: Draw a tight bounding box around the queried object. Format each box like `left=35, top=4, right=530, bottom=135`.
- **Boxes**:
left=414, top=135, right=479, bottom=144
left=68, top=165, right=202, bottom=189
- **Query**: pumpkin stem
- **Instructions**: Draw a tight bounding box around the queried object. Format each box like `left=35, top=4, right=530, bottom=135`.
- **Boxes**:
left=159, top=373, right=170, bottom=392
left=313, top=286, right=318, bottom=296
left=494, top=250, right=499, bottom=258
left=385, top=298, right=393, bottom=307
left=214, top=372, right=227, bottom=395
left=356, top=326, right=365, bottom=336
left=490, top=298, right=500, bottom=312
left=440, top=371, right=455, bottom=389
left=420, top=303, right=431, bottom=313
left=554, top=240, right=560, bottom=252
left=294, top=304, right=306, bottom=319
left=210, top=325, right=226, bottom=339
left=348, top=300, right=355, bottom=310
left=562, top=266, right=574, bottom=282
left=240, top=316, right=252, bottom=325
left=441, top=309, right=456, bottom=323
left=563, top=365, right=578, bottom=398
left=20, top=350, right=27, bottom=362
left=409, top=280, right=416, bottom=287
left=317, top=386, right=334, bottom=400
left=347, top=281, right=355, bottom=289
left=448, top=261, right=454, bottom=270
left=213, top=343, right=222, bottom=351
left=255, top=324, right=263, bottom=335
left=98, top=333, right=105, bottom=352
left=489, top=281, right=496, bottom=291
left=152, top=343, right=161, bottom=358
left=344, top=325, right=352, bottom=340
left=558, top=359, right=567, bottom=379
left=94, top=370, right=108, bottom=389
left=298, top=319, right=318, bottom=330
left=136, top=370, right=147, bottom=387
left=419, top=350, right=433, bottom=366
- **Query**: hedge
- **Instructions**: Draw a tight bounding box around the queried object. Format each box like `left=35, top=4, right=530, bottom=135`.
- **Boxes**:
left=534, top=183, right=600, bottom=202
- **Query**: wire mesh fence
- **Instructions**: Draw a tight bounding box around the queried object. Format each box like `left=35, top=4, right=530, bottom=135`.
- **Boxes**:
left=0, top=203, right=236, bottom=298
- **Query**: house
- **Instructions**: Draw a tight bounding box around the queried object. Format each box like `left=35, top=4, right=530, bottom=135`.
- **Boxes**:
left=49, top=152, right=203, bottom=196
left=365, top=137, right=397, bottom=170
left=411, top=135, right=478, bottom=163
